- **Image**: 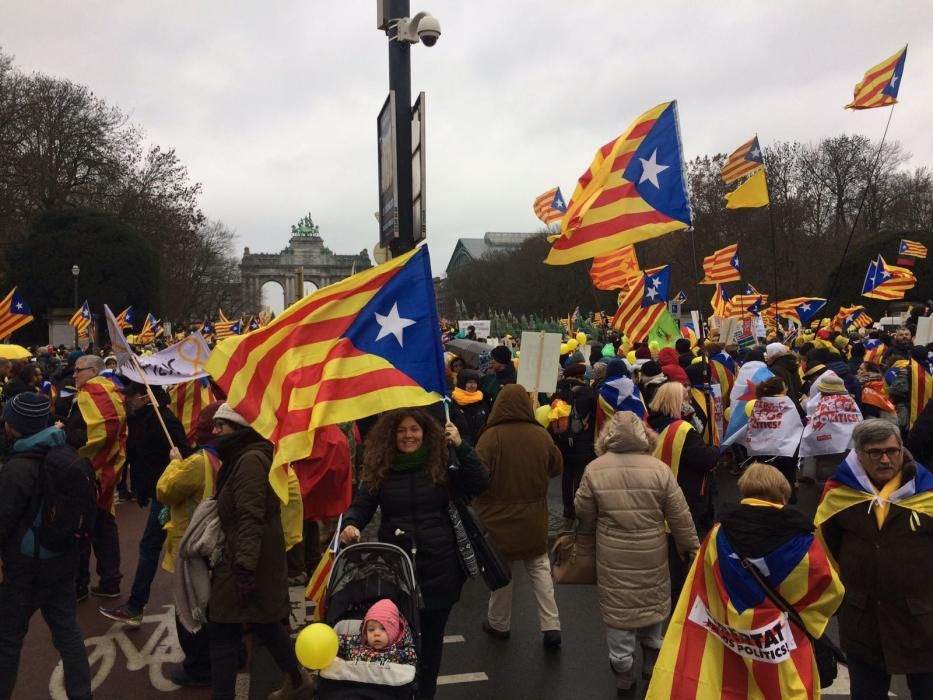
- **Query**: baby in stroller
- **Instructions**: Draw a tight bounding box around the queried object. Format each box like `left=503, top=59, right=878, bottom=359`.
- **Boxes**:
left=317, top=543, right=421, bottom=699
left=335, top=599, right=416, bottom=669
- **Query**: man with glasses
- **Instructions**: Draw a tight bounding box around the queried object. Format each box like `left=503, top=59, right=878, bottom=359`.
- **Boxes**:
left=816, top=418, right=933, bottom=698
left=65, top=354, right=127, bottom=601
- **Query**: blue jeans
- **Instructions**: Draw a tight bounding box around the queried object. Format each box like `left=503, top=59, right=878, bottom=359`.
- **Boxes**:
left=0, top=566, right=92, bottom=700
left=127, top=498, right=167, bottom=613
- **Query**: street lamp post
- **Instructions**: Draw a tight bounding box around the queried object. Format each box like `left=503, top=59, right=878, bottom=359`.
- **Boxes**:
left=379, top=1, right=440, bottom=258
left=72, top=264, right=80, bottom=348
left=386, top=0, right=414, bottom=258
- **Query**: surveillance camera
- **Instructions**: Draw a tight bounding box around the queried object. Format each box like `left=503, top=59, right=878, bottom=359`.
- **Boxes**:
left=393, top=11, right=441, bottom=46
left=416, top=13, right=441, bottom=47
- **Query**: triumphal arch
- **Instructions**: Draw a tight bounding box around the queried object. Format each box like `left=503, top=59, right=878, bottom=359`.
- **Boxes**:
left=240, top=226, right=372, bottom=310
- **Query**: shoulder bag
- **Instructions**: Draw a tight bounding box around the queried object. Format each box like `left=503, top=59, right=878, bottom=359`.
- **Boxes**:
left=741, top=556, right=846, bottom=688
left=550, top=528, right=597, bottom=584
left=446, top=445, right=511, bottom=591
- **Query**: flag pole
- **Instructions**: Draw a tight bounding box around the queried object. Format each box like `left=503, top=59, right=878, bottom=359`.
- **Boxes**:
left=689, top=228, right=704, bottom=332
left=826, top=104, right=896, bottom=305
left=767, top=201, right=780, bottom=311
left=127, top=354, right=176, bottom=449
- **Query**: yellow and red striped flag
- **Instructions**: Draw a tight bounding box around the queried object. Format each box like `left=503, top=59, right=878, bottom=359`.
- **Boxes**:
left=70, top=301, right=92, bottom=334
left=0, top=287, right=34, bottom=340
left=206, top=245, right=448, bottom=500
left=545, top=101, right=692, bottom=265
left=532, top=186, right=567, bottom=225
left=215, top=309, right=239, bottom=340
left=909, top=360, right=933, bottom=430
left=114, top=306, right=135, bottom=330
left=846, top=45, right=907, bottom=110
left=700, top=244, right=741, bottom=284
left=774, top=298, right=827, bottom=326
left=724, top=293, right=763, bottom=318
left=168, top=378, right=217, bottom=443
left=611, top=265, right=668, bottom=343
left=136, top=313, right=164, bottom=344
left=305, top=522, right=341, bottom=620
left=710, top=284, right=730, bottom=317
left=589, top=246, right=640, bottom=290
left=720, top=136, right=764, bottom=184
left=76, top=376, right=127, bottom=510
left=862, top=255, right=916, bottom=300
left=899, top=238, right=928, bottom=259
left=647, top=524, right=842, bottom=699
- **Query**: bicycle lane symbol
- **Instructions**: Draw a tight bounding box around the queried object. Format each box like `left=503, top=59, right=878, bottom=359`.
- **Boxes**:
left=49, top=605, right=184, bottom=700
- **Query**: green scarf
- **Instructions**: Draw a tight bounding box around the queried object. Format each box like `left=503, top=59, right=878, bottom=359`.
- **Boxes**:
left=391, top=445, right=428, bottom=472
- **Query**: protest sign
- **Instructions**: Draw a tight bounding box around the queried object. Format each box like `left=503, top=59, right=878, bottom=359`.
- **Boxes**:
left=516, top=331, right=562, bottom=395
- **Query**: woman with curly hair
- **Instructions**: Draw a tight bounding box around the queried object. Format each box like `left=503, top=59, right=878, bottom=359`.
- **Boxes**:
left=339, top=409, right=489, bottom=699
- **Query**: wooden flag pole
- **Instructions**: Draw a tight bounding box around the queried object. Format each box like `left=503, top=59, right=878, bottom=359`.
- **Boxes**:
left=127, top=354, right=176, bottom=449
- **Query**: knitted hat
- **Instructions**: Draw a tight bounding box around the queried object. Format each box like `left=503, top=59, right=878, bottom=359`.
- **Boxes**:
left=2, top=392, right=51, bottom=436
left=766, top=342, right=788, bottom=361
left=563, top=362, right=586, bottom=378
left=634, top=345, right=652, bottom=360
left=641, top=360, right=662, bottom=378
left=195, top=402, right=223, bottom=446
left=456, top=368, right=482, bottom=389
left=490, top=346, right=512, bottom=365
left=363, top=599, right=404, bottom=647
left=817, top=374, right=848, bottom=396
left=658, top=347, right=679, bottom=366
left=214, top=403, right=249, bottom=428
left=662, top=364, right=689, bottom=384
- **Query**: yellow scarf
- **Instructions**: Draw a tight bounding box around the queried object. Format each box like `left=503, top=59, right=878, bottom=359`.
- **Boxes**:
left=872, top=471, right=903, bottom=528
left=452, top=387, right=484, bottom=406
left=740, top=497, right=783, bottom=510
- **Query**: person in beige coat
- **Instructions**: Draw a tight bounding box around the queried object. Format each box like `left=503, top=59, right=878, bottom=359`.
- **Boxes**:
left=575, top=411, right=699, bottom=698
left=475, top=384, right=564, bottom=649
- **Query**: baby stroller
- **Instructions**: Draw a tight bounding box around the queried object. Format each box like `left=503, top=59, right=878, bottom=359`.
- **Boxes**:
left=317, top=542, right=421, bottom=699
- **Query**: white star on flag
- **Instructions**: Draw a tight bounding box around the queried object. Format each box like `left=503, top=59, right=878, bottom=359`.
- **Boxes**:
left=637, top=149, right=670, bottom=189
left=14, top=302, right=22, bottom=310
left=374, top=302, right=416, bottom=347
left=651, top=276, right=662, bottom=288
left=749, top=147, right=761, bottom=159
left=890, top=73, right=899, bottom=86
left=645, top=285, right=659, bottom=301
left=800, top=303, right=811, bottom=312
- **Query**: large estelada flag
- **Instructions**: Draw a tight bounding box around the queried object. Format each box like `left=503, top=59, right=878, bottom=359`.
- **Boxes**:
left=206, top=245, right=447, bottom=500
left=721, top=136, right=764, bottom=184
left=76, top=376, right=128, bottom=510
left=545, top=101, right=692, bottom=265
left=846, top=45, right=907, bottom=110
left=611, top=265, right=670, bottom=343
left=114, top=306, right=135, bottom=330
left=710, top=284, right=731, bottom=317
left=647, top=523, right=842, bottom=699
left=899, top=238, right=927, bottom=260
left=0, top=287, right=34, bottom=340
left=589, top=245, right=640, bottom=290
left=701, top=244, right=741, bottom=284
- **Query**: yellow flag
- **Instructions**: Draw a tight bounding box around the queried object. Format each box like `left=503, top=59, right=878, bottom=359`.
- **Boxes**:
left=724, top=168, right=769, bottom=209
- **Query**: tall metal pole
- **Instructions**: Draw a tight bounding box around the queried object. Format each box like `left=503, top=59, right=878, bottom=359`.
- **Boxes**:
left=387, top=0, right=414, bottom=257
left=73, top=270, right=79, bottom=349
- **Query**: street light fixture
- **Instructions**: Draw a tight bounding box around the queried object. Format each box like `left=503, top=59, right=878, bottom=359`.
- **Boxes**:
left=72, top=265, right=80, bottom=348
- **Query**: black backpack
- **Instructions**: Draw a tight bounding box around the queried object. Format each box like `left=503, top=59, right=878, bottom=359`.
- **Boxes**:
left=22, top=445, right=98, bottom=557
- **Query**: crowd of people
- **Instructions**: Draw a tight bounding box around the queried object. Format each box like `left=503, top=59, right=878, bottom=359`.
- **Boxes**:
left=0, top=304, right=932, bottom=699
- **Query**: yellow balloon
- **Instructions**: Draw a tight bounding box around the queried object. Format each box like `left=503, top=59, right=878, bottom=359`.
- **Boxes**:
left=567, top=338, right=579, bottom=351
left=576, top=332, right=587, bottom=346
left=745, top=399, right=757, bottom=418
left=295, top=623, right=339, bottom=670
left=559, top=343, right=569, bottom=355
left=626, top=350, right=637, bottom=364
left=535, top=404, right=551, bottom=428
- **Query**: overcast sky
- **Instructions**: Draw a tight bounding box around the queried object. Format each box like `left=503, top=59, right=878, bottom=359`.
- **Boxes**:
left=3, top=1, right=931, bottom=309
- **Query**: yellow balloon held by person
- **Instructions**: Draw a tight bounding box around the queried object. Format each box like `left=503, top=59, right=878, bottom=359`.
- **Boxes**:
left=535, top=403, right=552, bottom=428
left=575, top=331, right=587, bottom=346
left=295, top=622, right=338, bottom=670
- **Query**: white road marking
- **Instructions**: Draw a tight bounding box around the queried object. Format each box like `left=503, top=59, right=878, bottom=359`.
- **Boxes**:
left=444, top=634, right=465, bottom=643
left=437, top=672, right=489, bottom=685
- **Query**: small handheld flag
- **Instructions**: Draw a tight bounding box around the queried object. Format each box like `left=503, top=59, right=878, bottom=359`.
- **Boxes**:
left=0, top=287, right=34, bottom=340
left=589, top=246, right=640, bottom=291
left=700, top=244, right=741, bottom=284
left=721, top=136, right=764, bottom=184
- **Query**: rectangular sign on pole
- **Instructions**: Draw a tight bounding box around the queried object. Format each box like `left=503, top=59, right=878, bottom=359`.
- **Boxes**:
left=411, top=92, right=426, bottom=245
left=916, top=316, right=932, bottom=347
left=377, top=91, right=399, bottom=247
left=516, top=331, right=562, bottom=395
